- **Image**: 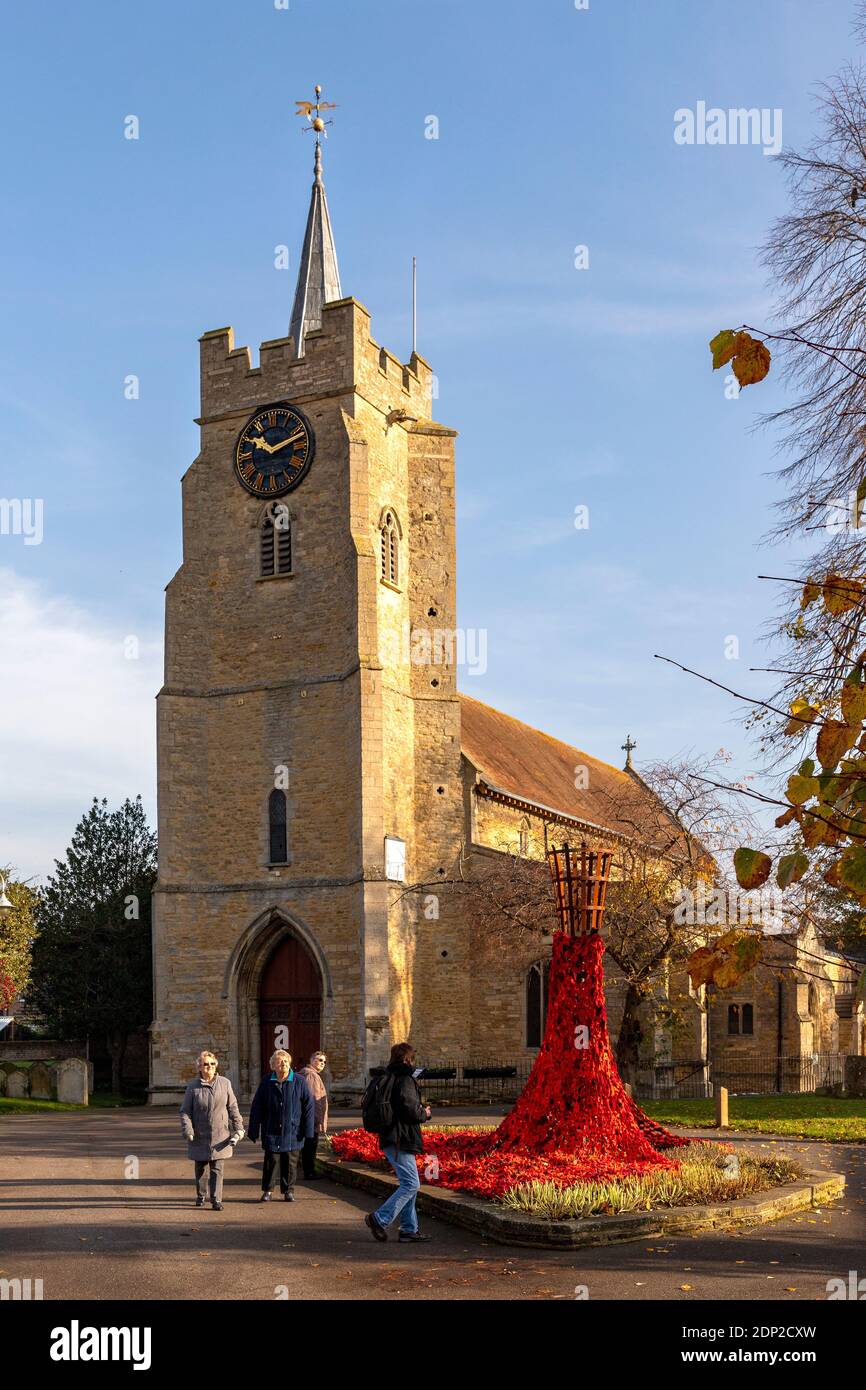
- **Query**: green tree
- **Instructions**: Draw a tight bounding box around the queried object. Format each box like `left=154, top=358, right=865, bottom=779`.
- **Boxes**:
left=0, top=872, right=37, bottom=1011
left=29, top=797, right=156, bottom=1093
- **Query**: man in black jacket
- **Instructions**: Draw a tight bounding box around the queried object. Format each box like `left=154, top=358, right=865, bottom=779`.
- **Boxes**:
left=364, top=1042, right=432, bottom=1244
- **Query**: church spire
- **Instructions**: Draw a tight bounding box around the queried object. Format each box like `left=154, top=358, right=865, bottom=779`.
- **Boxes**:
left=290, top=86, right=342, bottom=358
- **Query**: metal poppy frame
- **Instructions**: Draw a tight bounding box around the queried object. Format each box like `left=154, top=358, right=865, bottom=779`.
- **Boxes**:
left=547, top=841, right=615, bottom=937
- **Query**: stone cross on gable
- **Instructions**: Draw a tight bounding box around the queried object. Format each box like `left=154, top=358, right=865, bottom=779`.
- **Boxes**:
left=621, top=734, right=637, bottom=770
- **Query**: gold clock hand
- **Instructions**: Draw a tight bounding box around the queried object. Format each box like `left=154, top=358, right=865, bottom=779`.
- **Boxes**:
left=251, top=434, right=277, bottom=454
left=267, top=430, right=305, bottom=454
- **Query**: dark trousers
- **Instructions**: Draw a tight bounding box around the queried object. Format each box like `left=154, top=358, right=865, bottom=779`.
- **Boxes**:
left=302, top=1136, right=319, bottom=1178
left=261, top=1148, right=299, bottom=1194
left=194, top=1159, right=224, bottom=1204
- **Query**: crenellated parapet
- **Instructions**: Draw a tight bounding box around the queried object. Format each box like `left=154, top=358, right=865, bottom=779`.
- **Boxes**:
left=198, top=297, right=433, bottom=423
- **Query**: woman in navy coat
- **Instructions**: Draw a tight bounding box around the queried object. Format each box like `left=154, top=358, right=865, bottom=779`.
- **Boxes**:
left=248, top=1049, right=315, bottom=1202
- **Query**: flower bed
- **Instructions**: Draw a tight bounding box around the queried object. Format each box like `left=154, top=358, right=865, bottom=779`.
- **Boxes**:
left=498, top=1144, right=801, bottom=1218
left=329, top=1125, right=685, bottom=1202
left=332, top=933, right=695, bottom=1203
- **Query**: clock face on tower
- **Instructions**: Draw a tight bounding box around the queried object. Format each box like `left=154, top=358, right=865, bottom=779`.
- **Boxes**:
left=234, top=401, right=315, bottom=497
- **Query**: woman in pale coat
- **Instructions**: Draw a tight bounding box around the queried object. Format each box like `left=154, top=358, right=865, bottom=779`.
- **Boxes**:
left=179, top=1050, right=244, bottom=1210
left=298, top=1050, right=329, bottom=1180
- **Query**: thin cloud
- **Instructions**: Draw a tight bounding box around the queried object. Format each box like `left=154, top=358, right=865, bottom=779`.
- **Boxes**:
left=0, top=569, right=159, bottom=880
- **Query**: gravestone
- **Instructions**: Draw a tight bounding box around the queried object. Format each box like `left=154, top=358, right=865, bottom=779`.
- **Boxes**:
left=29, top=1062, right=53, bottom=1100
left=6, top=1068, right=29, bottom=1098
left=845, top=1055, right=866, bottom=1098
left=56, top=1057, right=88, bottom=1105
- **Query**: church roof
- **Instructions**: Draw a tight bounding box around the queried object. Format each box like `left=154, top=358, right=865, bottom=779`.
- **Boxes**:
left=289, top=142, right=342, bottom=357
left=458, top=693, right=677, bottom=846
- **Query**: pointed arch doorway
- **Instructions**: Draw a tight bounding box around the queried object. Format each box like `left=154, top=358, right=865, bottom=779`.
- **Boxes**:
left=259, top=934, right=323, bottom=1077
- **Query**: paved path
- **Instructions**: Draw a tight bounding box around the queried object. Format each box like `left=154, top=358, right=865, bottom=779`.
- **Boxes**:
left=0, top=1108, right=862, bottom=1301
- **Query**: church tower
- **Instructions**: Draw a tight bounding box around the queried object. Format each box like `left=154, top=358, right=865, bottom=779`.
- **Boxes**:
left=149, top=107, right=464, bottom=1102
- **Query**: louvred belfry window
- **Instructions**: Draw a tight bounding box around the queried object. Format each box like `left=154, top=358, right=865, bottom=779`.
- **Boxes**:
left=261, top=517, right=276, bottom=576
left=261, top=509, right=292, bottom=577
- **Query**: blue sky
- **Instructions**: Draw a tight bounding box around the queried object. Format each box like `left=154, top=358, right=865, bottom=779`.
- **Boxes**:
left=0, top=0, right=856, bottom=878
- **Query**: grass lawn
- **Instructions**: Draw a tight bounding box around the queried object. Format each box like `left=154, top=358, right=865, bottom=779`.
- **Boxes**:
left=0, top=1090, right=146, bottom=1114
left=641, top=1094, right=866, bottom=1142
left=0, top=1096, right=83, bottom=1114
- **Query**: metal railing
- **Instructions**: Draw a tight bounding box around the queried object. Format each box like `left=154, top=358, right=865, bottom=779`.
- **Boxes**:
left=632, top=1051, right=846, bottom=1100
left=370, top=1059, right=534, bottom=1105
left=370, top=1051, right=849, bottom=1105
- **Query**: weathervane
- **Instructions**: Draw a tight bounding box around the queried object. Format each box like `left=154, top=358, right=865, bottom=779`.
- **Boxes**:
left=295, top=84, right=337, bottom=143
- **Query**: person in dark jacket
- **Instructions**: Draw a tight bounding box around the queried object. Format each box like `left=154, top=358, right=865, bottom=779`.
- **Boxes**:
left=364, top=1042, right=432, bottom=1244
left=248, top=1049, right=314, bottom=1202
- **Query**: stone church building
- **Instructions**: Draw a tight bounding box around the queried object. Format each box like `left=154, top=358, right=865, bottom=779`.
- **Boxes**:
left=147, top=136, right=662, bottom=1104
left=147, top=137, right=864, bottom=1105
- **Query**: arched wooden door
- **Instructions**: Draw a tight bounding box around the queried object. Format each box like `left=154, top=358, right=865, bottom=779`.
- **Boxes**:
left=259, top=935, right=322, bottom=1078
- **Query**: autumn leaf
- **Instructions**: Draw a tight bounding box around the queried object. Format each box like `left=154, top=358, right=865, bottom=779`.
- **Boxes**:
left=775, top=806, right=800, bottom=829
left=784, top=697, right=820, bottom=735
left=686, top=946, right=720, bottom=989
left=801, top=813, right=828, bottom=849
left=841, top=681, right=866, bottom=725
left=733, top=847, right=772, bottom=890
left=824, top=860, right=845, bottom=888
left=801, top=579, right=821, bottom=609
left=730, top=331, right=771, bottom=386
left=733, top=935, right=763, bottom=972
left=786, top=774, right=819, bottom=806
left=709, top=329, right=737, bottom=369
left=777, top=852, right=808, bottom=889
left=713, top=957, right=744, bottom=988
left=822, top=574, right=864, bottom=616
left=817, top=719, right=857, bottom=770
left=838, top=847, right=866, bottom=895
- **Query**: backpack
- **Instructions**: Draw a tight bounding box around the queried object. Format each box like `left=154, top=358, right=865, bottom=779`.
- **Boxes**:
left=361, top=1071, right=397, bottom=1134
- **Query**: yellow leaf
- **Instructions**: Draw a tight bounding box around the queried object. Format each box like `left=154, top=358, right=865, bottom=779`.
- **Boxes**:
left=817, top=719, right=857, bottom=770
left=784, top=698, right=820, bottom=735
left=730, top=331, right=771, bottom=386
left=709, top=329, right=737, bottom=369
left=733, top=847, right=772, bottom=889
left=786, top=774, right=819, bottom=806
left=841, top=683, right=866, bottom=725
left=824, top=860, right=844, bottom=888
left=823, top=574, right=864, bottom=616
left=777, top=852, right=809, bottom=889
left=686, top=946, right=719, bottom=989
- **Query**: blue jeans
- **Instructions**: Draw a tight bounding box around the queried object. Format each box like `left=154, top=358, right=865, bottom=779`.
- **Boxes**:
left=374, top=1146, right=420, bottom=1234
